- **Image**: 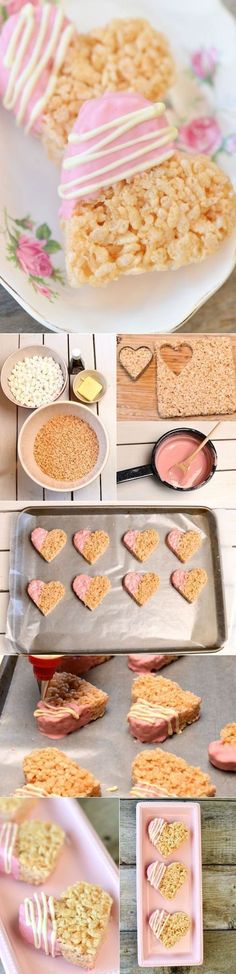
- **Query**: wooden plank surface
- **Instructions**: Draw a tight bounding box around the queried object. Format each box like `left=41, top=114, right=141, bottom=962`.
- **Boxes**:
left=120, top=799, right=236, bottom=974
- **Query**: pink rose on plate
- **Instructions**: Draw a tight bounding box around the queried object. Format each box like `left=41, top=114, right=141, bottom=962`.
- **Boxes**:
left=191, top=47, right=217, bottom=80
left=178, top=116, right=222, bottom=155
left=16, top=235, right=53, bottom=277
left=34, top=283, right=52, bottom=299
left=3, top=0, right=38, bottom=13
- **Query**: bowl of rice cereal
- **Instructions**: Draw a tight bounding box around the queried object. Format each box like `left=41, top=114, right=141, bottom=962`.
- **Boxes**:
left=18, top=400, right=109, bottom=491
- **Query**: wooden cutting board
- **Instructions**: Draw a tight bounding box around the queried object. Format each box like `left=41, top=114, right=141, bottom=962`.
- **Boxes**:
left=117, top=333, right=236, bottom=421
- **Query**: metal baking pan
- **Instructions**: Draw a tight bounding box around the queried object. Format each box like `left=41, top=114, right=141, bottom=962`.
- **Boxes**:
left=7, top=505, right=226, bottom=653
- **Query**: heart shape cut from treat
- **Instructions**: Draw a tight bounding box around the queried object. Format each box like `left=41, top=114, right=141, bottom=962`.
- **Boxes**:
left=123, top=572, right=160, bottom=606
left=171, top=567, right=208, bottom=603
left=123, top=528, right=159, bottom=562
left=119, top=345, right=153, bottom=380
left=73, top=529, right=109, bottom=564
left=149, top=908, right=191, bottom=946
left=166, top=529, right=201, bottom=564
left=31, top=528, right=67, bottom=563
left=159, top=343, right=193, bottom=375
left=28, top=580, right=65, bottom=616
left=73, top=574, right=111, bottom=611
left=148, top=817, right=189, bottom=855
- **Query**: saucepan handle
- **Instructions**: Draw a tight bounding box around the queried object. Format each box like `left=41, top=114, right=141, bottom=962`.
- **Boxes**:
left=117, top=464, right=153, bottom=483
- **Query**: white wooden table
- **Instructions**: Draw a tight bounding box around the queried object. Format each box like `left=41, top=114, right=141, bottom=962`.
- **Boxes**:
left=117, top=420, right=236, bottom=654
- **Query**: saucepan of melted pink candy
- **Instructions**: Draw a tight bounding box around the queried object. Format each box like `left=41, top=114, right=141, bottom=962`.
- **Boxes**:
left=154, top=432, right=216, bottom=489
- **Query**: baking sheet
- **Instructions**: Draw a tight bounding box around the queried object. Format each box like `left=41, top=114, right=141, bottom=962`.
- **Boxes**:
left=6, top=506, right=226, bottom=653
left=0, top=655, right=235, bottom=798
left=136, top=802, right=203, bottom=967
left=0, top=797, right=119, bottom=974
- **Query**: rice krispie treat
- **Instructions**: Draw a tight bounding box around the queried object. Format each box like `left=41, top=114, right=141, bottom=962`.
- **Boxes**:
left=119, top=345, right=153, bottom=379
left=0, top=3, right=175, bottom=161
left=59, top=90, right=236, bottom=288
left=129, top=674, right=201, bottom=742
left=147, top=861, right=188, bottom=899
left=149, top=908, right=191, bottom=948
left=166, top=529, right=202, bottom=563
left=0, top=796, right=37, bottom=823
left=148, top=817, right=189, bottom=856
left=0, top=819, right=65, bottom=883
left=171, top=567, right=208, bottom=603
left=132, top=747, right=216, bottom=797
left=57, top=655, right=113, bottom=674
left=23, top=748, right=101, bottom=796
left=123, top=528, right=159, bottom=562
left=123, top=571, right=160, bottom=606
left=73, top=529, right=110, bottom=564
left=208, top=722, right=236, bottom=771
left=73, top=574, right=111, bottom=610
left=31, top=528, right=67, bottom=562
left=156, top=335, right=236, bottom=419
left=34, top=672, right=108, bottom=739
left=19, top=881, right=113, bottom=967
left=28, top=579, right=65, bottom=615
left=128, top=654, right=180, bottom=672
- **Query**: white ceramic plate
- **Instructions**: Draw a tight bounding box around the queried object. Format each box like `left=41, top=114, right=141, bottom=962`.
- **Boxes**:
left=0, top=0, right=236, bottom=333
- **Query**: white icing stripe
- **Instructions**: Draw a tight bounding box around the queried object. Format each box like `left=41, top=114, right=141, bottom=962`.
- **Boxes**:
left=35, top=704, right=82, bottom=719
left=130, top=781, right=177, bottom=798
left=3, top=2, right=73, bottom=131
left=149, top=818, right=165, bottom=845
left=129, top=699, right=179, bottom=735
left=148, top=861, right=166, bottom=888
left=150, top=909, right=167, bottom=939
left=0, top=822, right=18, bottom=873
left=24, top=892, right=56, bottom=956
left=69, top=102, right=166, bottom=142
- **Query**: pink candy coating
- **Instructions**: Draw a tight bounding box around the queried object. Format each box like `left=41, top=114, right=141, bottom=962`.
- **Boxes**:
left=208, top=740, right=236, bottom=772
left=123, top=572, right=141, bottom=596
left=171, top=569, right=187, bottom=592
left=72, top=574, right=91, bottom=601
left=31, top=527, right=48, bottom=552
left=73, top=530, right=91, bottom=554
left=28, top=579, right=44, bottom=606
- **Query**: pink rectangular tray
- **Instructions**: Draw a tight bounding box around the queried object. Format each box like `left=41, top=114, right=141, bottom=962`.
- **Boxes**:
left=136, top=801, right=203, bottom=967
left=0, top=797, right=119, bottom=974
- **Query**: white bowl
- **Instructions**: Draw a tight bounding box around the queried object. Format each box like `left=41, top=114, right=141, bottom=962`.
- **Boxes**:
left=18, top=400, right=109, bottom=492
left=1, top=345, right=67, bottom=408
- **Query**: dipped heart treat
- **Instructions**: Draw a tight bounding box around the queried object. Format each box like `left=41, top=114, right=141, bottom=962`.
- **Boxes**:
left=149, top=909, right=191, bottom=948
left=132, top=747, right=216, bottom=797
left=28, top=580, right=65, bottom=615
left=128, top=654, right=180, bottom=672
left=19, top=881, right=113, bottom=967
left=166, top=529, right=202, bottom=563
left=0, top=819, right=65, bottom=883
left=0, top=4, right=174, bottom=161
left=119, top=345, right=153, bottom=380
left=147, top=861, right=188, bottom=899
left=73, top=529, right=109, bottom=564
left=72, top=574, right=111, bottom=610
left=123, top=528, right=159, bottom=562
left=123, top=571, right=160, bottom=606
left=58, top=90, right=236, bottom=288
left=128, top=674, right=201, bottom=743
left=171, top=568, right=208, bottom=603
left=208, top=722, right=236, bottom=771
left=34, top=672, right=108, bottom=739
left=148, top=817, right=189, bottom=857
left=31, top=528, right=67, bottom=562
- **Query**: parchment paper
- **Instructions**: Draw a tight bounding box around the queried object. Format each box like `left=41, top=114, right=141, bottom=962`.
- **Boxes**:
left=6, top=506, right=226, bottom=653
left=0, top=655, right=235, bottom=798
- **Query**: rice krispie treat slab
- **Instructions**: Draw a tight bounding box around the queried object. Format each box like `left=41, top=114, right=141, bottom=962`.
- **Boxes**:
left=166, top=530, right=202, bottom=564
left=171, top=568, right=208, bottom=604
left=123, top=528, right=159, bottom=562
left=31, top=528, right=67, bottom=563
left=208, top=722, right=236, bottom=771
left=119, top=346, right=153, bottom=380
left=59, top=91, right=236, bottom=288
left=0, top=4, right=175, bottom=161
left=23, top=747, right=101, bottom=796
left=123, top=571, right=160, bottom=606
left=72, top=574, right=111, bottom=610
left=128, top=654, right=180, bottom=672
left=0, top=819, right=65, bottom=883
left=148, top=817, right=189, bottom=856
left=147, top=861, right=188, bottom=899
left=34, top=672, right=108, bottom=739
left=149, top=909, right=191, bottom=948
left=19, top=881, right=113, bottom=967
left=156, top=336, right=236, bottom=418
left=73, top=529, right=110, bottom=564
left=28, top=579, right=65, bottom=615
left=132, top=747, right=216, bottom=796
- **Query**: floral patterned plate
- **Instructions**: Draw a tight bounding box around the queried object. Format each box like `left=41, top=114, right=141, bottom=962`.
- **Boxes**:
left=0, top=0, right=236, bottom=333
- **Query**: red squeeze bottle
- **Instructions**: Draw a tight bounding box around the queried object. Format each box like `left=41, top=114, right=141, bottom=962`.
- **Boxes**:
left=28, top=655, right=63, bottom=681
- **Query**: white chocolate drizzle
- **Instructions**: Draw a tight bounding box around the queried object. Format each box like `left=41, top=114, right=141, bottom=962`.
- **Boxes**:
left=149, top=908, right=168, bottom=940
left=3, top=2, right=74, bottom=131
left=147, top=861, right=166, bottom=889
left=59, top=102, right=178, bottom=200
left=0, top=822, right=18, bottom=874
left=129, top=699, right=179, bottom=736
left=24, top=891, right=57, bottom=956
left=148, top=817, right=165, bottom=846
left=130, top=781, right=177, bottom=798
left=34, top=703, right=82, bottom=720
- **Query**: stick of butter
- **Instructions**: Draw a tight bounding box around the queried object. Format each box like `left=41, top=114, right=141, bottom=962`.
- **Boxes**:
left=77, top=375, right=103, bottom=401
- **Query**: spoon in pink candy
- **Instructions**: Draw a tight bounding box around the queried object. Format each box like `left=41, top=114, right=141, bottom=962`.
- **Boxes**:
left=167, top=422, right=221, bottom=488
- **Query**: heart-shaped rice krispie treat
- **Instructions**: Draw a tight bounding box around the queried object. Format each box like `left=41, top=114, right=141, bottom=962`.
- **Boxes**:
left=19, top=881, right=112, bottom=967
left=58, top=90, right=236, bottom=288
left=171, top=567, right=208, bottom=603
left=72, top=574, right=111, bottom=610
left=148, top=818, right=189, bottom=856
left=119, top=345, right=153, bottom=379
left=149, top=909, right=191, bottom=948
left=208, top=722, right=236, bottom=772
left=0, top=819, right=65, bottom=883
left=28, top=580, right=65, bottom=615
left=73, top=529, right=110, bottom=563
left=123, top=571, right=160, bottom=605
left=23, top=747, right=101, bottom=796
left=31, top=528, right=67, bottom=563
left=147, top=861, right=188, bottom=899
left=166, top=529, right=202, bottom=563
left=123, top=528, right=159, bottom=562
left=0, top=5, right=175, bottom=161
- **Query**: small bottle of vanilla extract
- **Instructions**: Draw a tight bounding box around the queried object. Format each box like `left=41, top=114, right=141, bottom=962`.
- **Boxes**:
left=69, top=348, right=85, bottom=374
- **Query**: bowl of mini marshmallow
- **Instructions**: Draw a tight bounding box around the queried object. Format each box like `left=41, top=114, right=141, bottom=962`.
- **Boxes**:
left=1, top=345, right=68, bottom=409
